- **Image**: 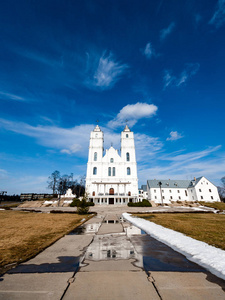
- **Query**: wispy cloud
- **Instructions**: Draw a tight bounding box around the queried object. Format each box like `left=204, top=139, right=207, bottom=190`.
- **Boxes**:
left=138, top=146, right=224, bottom=185
left=163, top=63, right=200, bottom=89
left=0, top=118, right=93, bottom=156
left=107, top=102, right=158, bottom=128
left=0, top=91, right=25, bottom=101
left=166, top=131, right=184, bottom=141
left=209, top=0, right=225, bottom=28
left=85, top=52, right=128, bottom=90
left=160, top=22, right=175, bottom=41
left=142, top=42, right=156, bottom=59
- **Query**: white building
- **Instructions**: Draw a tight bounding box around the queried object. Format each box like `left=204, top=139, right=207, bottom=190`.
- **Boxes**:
left=138, top=185, right=148, bottom=201
left=85, top=124, right=139, bottom=205
left=147, top=177, right=220, bottom=204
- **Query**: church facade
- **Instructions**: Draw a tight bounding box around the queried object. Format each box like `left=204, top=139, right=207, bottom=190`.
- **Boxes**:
left=85, top=124, right=139, bottom=205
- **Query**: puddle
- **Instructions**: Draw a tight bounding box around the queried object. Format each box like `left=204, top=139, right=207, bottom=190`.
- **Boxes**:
left=131, top=234, right=205, bottom=272
left=104, top=220, right=119, bottom=224
left=85, top=235, right=136, bottom=261
left=68, top=222, right=101, bottom=235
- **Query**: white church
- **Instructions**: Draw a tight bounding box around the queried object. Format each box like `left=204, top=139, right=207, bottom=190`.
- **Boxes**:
left=85, top=124, right=139, bottom=205
left=85, top=125, right=220, bottom=205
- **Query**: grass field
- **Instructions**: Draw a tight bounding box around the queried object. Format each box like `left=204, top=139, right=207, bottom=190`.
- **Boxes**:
left=0, top=210, right=85, bottom=273
left=135, top=213, right=225, bottom=250
left=200, top=201, right=225, bottom=211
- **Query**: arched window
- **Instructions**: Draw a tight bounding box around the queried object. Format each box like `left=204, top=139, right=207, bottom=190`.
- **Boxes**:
left=127, top=167, right=131, bottom=175
left=110, top=158, right=114, bottom=163
left=94, top=152, right=97, bottom=161
left=93, top=167, right=97, bottom=175
left=108, top=167, right=111, bottom=176
left=126, top=152, right=130, bottom=161
left=113, top=167, right=115, bottom=176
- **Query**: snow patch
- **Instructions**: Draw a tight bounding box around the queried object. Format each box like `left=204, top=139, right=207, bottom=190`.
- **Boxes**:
left=122, top=212, right=225, bottom=280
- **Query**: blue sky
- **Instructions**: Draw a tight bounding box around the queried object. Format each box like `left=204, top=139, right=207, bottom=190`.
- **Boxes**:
left=0, top=0, right=225, bottom=194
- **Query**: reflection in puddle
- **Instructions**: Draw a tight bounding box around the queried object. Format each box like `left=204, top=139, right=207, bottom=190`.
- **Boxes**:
left=69, top=222, right=101, bottom=235
left=85, top=235, right=138, bottom=261
left=104, top=220, right=119, bottom=224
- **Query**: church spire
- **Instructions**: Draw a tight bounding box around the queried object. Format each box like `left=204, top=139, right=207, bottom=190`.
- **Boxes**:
left=123, top=124, right=131, bottom=132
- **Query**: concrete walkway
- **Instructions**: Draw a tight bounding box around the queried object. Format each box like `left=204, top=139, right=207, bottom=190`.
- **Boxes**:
left=0, top=209, right=225, bottom=299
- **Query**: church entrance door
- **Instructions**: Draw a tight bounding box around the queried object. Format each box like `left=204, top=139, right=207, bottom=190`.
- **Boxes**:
left=109, top=198, right=114, bottom=205
left=109, top=188, right=114, bottom=195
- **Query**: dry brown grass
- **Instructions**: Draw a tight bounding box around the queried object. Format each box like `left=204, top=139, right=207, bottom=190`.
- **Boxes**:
left=0, top=210, right=85, bottom=270
left=135, top=213, right=225, bottom=250
left=199, top=201, right=225, bottom=211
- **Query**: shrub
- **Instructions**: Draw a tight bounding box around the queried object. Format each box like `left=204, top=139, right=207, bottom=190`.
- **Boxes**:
left=70, top=198, right=80, bottom=207
left=128, top=200, right=152, bottom=207
left=77, top=199, right=89, bottom=214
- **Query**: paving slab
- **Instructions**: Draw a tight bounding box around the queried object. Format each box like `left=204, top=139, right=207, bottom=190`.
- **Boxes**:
left=0, top=234, right=93, bottom=300
left=151, top=271, right=225, bottom=300
left=81, top=259, right=139, bottom=271
left=0, top=273, right=70, bottom=300
left=63, top=271, right=160, bottom=300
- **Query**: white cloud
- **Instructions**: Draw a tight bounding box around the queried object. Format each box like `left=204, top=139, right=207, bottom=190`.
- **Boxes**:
left=166, top=131, right=184, bottom=141
left=209, top=0, right=225, bottom=28
left=107, top=102, right=158, bottom=128
left=160, top=22, right=175, bottom=41
left=163, top=63, right=200, bottom=89
left=138, top=146, right=224, bottom=186
left=0, top=118, right=93, bottom=157
left=142, top=42, right=155, bottom=59
left=85, top=52, right=128, bottom=90
left=0, top=91, right=25, bottom=101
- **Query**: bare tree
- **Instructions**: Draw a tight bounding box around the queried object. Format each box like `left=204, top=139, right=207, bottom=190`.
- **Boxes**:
left=47, top=170, right=60, bottom=194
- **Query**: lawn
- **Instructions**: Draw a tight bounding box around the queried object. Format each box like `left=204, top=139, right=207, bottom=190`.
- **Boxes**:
left=135, top=213, right=225, bottom=250
left=0, top=210, right=85, bottom=273
left=200, top=201, right=225, bottom=211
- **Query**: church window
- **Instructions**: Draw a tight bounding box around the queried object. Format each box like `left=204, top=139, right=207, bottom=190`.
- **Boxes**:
left=113, top=167, right=115, bottom=176
left=108, top=167, right=111, bottom=176
left=94, top=152, right=97, bottom=161
left=126, top=134, right=129, bottom=138
left=127, top=167, right=131, bottom=175
left=110, top=158, right=114, bottom=163
left=93, top=167, right=97, bottom=175
left=126, top=152, right=130, bottom=161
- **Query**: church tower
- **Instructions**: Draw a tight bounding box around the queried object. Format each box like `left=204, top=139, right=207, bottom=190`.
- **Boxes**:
left=85, top=124, right=139, bottom=205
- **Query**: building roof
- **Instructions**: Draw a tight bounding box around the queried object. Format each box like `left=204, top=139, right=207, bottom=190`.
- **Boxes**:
left=147, top=179, right=192, bottom=189
left=141, top=185, right=147, bottom=191
left=123, top=124, right=131, bottom=132
left=93, top=125, right=102, bottom=132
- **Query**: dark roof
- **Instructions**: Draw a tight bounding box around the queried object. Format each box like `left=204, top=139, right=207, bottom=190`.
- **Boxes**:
left=141, top=185, right=147, bottom=191
left=147, top=179, right=191, bottom=189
